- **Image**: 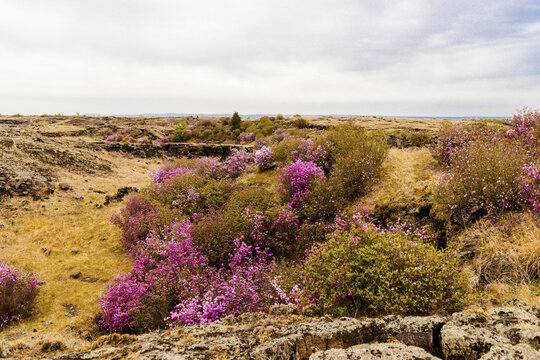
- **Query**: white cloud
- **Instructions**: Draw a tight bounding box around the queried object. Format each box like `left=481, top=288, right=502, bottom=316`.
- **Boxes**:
left=0, top=0, right=538, bottom=116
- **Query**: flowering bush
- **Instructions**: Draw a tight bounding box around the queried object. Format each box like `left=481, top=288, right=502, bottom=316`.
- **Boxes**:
left=507, top=108, right=540, bottom=147
left=429, top=121, right=503, bottom=166
left=434, top=139, right=530, bottom=223
left=223, top=148, right=252, bottom=178
left=150, top=166, right=192, bottom=184
left=194, top=157, right=227, bottom=179
left=0, top=263, right=39, bottom=329
left=121, top=127, right=134, bottom=135
left=100, top=221, right=285, bottom=332
left=99, top=221, right=211, bottom=333
left=145, top=170, right=234, bottom=215
left=167, top=239, right=281, bottom=326
left=290, top=139, right=332, bottom=173
left=190, top=209, right=249, bottom=266
left=298, top=225, right=468, bottom=316
left=240, top=132, right=256, bottom=143
left=519, top=163, right=540, bottom=213
left=242, top=207, right=302, bottom=259
left=254, top=146, right=274, bottom=170
left=278, top=160, right=325, bottom=209
left=110, top=194, right=161, bottom=249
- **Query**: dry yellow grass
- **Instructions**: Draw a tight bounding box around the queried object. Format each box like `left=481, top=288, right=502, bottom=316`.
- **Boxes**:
left=0, top=198, right=131, bottom=348
left=362, top=147, right=440, bottom=207
left=457, top=213, right=540, bottom=287
left=0, top=155, right=158, bottom=349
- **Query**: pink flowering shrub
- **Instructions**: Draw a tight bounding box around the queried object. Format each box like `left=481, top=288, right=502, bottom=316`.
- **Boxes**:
left=150, top=166, right=192, bottom=184
left=278, top=160, right=325, bottom=209
left=290, top=139, right=332, bottom=173
left=223, top=148, right=252, bottom=178
left=298, top=224, right=468, bottom=316
left=242, top=207, right=302, bottom=259
left=519, top=163, right=540, bottom=213
left=0, top=263, right=39, bottom=329
left=99, top=221, right=211, bottom=333
left=189, top=209, right=249, bottom=266
left=254, top=146, right=274, bottom=170
left=432, top=109, right=540, bottom=221
left=121, top=127, right=134, bottom=135
left=194, top=157, right=227, bottom=179
left=166, top=239, right=281, bottom=326
left=145, top=170, right=235, bottom=215
left=507, top=108, right=540, bottom=147
left=110, top=194, right=161, bottom=249
left=100, top=221, right=285, bottom=332
left=434, top=139, right=529, bottom=223
left=240, top=132, right=256, bottom=143
left=430, top=121, right=503, bottom=165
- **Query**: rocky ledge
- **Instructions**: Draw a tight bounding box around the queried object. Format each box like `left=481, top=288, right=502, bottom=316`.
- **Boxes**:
left=2, top=306, right=538, bottom=360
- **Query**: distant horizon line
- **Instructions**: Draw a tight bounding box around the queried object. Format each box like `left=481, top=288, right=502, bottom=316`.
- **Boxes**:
left=3, top=112, right=511, bottom=120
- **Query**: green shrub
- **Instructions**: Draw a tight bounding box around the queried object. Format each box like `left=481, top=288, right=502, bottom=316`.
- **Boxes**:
left=297, top=179, right=342, bottom=222
left=272, top=137, right=303, bottom=165
left=252, top=116, right=278, bottom=136
left=294, top=117, right=309, bottom=129
left=171, top=121, right=189, bottom=142
left=325, top=126, right=388, bottom=200
left=299, top=226, right=469, bottom=316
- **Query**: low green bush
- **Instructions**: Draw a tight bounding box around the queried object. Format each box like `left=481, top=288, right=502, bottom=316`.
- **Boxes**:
left=171, top=121, right=189, bottom=142
left=299, top=225, right=469, bottom=316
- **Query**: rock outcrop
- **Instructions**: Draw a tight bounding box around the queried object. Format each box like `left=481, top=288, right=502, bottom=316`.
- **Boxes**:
left=2, top=306, right=538, bottom=359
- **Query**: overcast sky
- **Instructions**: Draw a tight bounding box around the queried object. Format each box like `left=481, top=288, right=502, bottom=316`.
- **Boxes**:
left=0, top=0, right=539, bottom=116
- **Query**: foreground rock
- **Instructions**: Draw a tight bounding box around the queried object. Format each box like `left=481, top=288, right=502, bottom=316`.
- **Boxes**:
left=2, top=306, right=539, bottom=359
left=440, top=307, right=540, bottom=359
left=310, top=343, right=440, bottom=360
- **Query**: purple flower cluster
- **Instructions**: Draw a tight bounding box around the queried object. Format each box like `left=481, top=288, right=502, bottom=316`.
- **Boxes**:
left=519, top=163, right=540, bottom=213
left=0, top=263, right=39, bottom=329
left=254, top=146, right=274, bottom=170
left=429, top=121, right=501, bottom=165
left=240, top=132, right=257, bottom=143
left=106, top=134, right=122, bottom=142
left=166, top=238, right=279, bottom=326
left=290, top=139, right=331, bottom=173
left=100, top=218, right=283, bottom=332
left=279, top=160, right=325, bottom=209
left=121, top=127, right=134, bottom=135
left=508, top=108, right=540, bottom=143
left=223, top=149, right=252, bottom=178
left=110, top=194, right=160, bottom=248
left=150, top=166, right=192, bottom=184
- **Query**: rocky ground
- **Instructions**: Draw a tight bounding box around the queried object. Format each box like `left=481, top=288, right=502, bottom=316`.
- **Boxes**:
left=1, top=305, right=538, bottom=359
left=0, top=115, right=251, bottom=202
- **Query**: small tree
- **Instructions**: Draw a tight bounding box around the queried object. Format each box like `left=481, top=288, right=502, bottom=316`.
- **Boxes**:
left=231, top=112, right=242, bottom=131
